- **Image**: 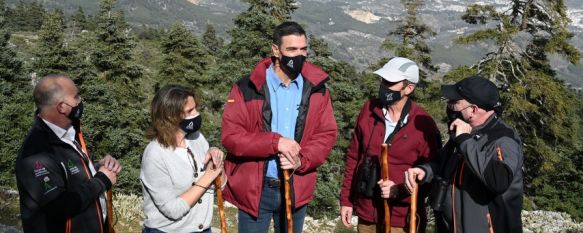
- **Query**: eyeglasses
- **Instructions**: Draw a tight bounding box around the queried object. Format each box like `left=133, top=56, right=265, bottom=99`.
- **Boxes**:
left=62, top=97, right=83, bottom=108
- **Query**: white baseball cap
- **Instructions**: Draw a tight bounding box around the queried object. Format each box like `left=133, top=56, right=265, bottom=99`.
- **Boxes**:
left=373, top=57, right=419, bottom=83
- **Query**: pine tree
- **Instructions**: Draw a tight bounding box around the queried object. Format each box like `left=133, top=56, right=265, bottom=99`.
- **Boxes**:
left=270, top=0, right=298, bottom=22
left=0, top=0, right=22, bottom=86
left=74, top=0, right=148, bottom=193
left=70, top=7, right=88, bottom=32
left=224, top=0, right=277, bottom=63
left=8, top=0, right=45, bottom=31
left=0, top=5, right=32, bottom=187
left=92, top=0, right=142, bottom=80
left=202, top=24, right=224, bottom=56
left=32, top=9, right=76, bottom=77
left=158, top=23, right=210, bottom=87
left=454, top=0, right=581, bottom=218
left=382, top=0, right=436, bottom=75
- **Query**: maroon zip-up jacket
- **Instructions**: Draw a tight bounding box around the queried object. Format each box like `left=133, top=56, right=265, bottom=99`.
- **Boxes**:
left=221, top=58, right=338, bottom=217
left=340, top=98, right=441, bottom=227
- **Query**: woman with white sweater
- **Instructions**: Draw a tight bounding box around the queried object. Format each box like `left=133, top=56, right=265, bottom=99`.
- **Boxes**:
left=140, top=85, right=226, bottom=233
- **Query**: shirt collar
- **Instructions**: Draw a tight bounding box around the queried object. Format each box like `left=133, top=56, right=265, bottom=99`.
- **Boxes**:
left=42, top=118, right=76, bottom=142
left=267, top=65, right=303, bottom=90
left=382, top=108, right=409, bottom=125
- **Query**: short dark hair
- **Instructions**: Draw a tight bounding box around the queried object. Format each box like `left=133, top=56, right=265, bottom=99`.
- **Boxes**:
left=272, top=21, right=306, bottom=47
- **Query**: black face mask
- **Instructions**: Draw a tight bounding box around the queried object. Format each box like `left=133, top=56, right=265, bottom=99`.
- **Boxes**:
left=378, top=85, right=402, bottom=107
left=180, top=114, right=202, bottom=134
left=67, top=101, right=84, bottom=121
left=280, top=55, right=306, bottom=79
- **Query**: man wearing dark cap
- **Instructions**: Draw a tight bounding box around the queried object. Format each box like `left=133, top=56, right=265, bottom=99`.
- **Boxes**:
left=404, top=76, right=524, bottom=233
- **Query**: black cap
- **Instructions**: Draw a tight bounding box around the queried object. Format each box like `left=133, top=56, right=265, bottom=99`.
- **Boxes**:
left=441, top=76, right=500, bottom=110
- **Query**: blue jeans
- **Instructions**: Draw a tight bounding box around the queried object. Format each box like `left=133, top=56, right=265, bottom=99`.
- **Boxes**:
left=238, top=179, right=308, bottom=233
left=142, top=226, right=212, bottom=233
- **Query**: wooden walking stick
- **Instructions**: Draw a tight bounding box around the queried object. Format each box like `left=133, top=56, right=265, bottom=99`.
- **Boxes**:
left=409, top=175, right=418, bottom=233
left=381, top=143, right=391, bottom=233
left=283, top=169, right=294, bottom=233
left=214, top=177, right=227, bottom=233
left=78, top=130, right=116, bottom=233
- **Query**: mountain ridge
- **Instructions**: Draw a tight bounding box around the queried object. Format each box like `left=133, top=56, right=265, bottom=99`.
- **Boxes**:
left=5, top=0, right=583, bottom=87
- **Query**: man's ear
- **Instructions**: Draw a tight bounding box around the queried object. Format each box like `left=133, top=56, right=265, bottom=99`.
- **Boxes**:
left=271, top=44, right=280, bottom=58
left=56, top=102, right=66, bottom=115
left=404, top=83, right=416, bottom=96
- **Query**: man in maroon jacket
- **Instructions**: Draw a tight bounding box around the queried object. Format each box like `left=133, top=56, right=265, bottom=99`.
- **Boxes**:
left=339, top=57, right=441, bottom=233
left=221, top=22, right=337, bottom=233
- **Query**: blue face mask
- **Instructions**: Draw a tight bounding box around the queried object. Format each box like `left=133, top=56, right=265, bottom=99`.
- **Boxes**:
left=180, top=114, right=202, bottom=134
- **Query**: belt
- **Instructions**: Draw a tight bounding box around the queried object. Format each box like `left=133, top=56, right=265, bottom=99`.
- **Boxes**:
left=265, top=178, right=281, bottom=188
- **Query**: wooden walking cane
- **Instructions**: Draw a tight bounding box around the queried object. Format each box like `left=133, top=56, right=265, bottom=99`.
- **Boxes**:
left=409, top=175, right=418, bottom=233
left=78, top=130, right=116, bottom=233
left=214, top=177, right=227, bottom=233
left=283, top=169, right=294, bottom=233
left=381, top=144, right=391, bottom=233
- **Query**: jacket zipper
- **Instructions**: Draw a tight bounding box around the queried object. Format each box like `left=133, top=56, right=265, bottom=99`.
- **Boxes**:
left=77, top=153, right=105, bottom=233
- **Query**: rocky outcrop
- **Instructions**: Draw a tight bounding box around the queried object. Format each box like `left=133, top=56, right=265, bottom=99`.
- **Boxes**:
left=344, top=10, right=381, bottom=24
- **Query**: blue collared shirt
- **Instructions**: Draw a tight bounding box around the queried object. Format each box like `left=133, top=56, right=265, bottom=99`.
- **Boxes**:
left=265, top=65, right=304, bottom=178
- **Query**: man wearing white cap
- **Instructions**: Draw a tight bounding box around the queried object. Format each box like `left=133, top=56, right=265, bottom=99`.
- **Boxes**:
left=339, top=57, right=442, bottom=233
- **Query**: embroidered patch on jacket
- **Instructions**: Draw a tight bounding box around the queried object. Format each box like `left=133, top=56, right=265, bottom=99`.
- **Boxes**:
left=42, top=176, right=57, bottom=194
left=67, top=160, right=80, bottom=175
left=227, top=99, right=235, bottom=103
left=34, top=161, right=50, bottom=177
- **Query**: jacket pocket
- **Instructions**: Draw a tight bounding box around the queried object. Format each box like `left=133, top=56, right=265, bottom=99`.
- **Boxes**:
left=227, top=162, right=240, bottom=176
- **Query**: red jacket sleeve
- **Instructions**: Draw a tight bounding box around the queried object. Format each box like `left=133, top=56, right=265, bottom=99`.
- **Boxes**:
left=296, top=90, right=338, bottom=174
left=221, top=84, right=281, bottom=159
left=339, top=102, right=367, bottom=207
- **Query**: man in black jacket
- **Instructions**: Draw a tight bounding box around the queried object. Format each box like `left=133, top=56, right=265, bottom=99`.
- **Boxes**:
left=16, top=74, right=121, bottom=233
left=405, top=76, right=523, bottom=233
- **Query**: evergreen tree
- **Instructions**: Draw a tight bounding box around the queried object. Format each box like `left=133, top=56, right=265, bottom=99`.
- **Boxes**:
left=70, top=7, right=88, bottom=32
left=454, top=0, right=581, bottom=218
left=158, top=23, right=210, bottom=87
left=69, top=0, right=149, bottom=193
left=224, top=0, right=277, bottom=63
left=382, top=0, right=436, bottom=75
left=0, top=6, right=32, bottom=187
left=202, top=24, right=224, bottom=56
left=8, top=0, right=45, bottom=31
left=32, top=9, right=76, bottom=77
left=0, top=0, right=22, bottom=86
left=270, top=0, right=298, bottom=22
left=92, top=0, right=142, bottom=80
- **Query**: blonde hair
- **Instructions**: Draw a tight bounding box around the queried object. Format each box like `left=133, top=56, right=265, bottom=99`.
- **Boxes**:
left=146, top=85, right=197, bottom=149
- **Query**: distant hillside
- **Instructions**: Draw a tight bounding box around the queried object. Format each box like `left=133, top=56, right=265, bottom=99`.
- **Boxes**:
left=6, top=0, right=583, bottom=87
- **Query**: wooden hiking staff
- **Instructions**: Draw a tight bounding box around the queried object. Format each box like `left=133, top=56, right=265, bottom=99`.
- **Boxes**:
left=409, top=175, right=418, bottom=233
left=283, top=169, right=294, bottom=233
left=77, top=130, right=116, bottom=233
left=214, top=177, right=227, bottom=233
left=381, top=144, right=390, bottom=233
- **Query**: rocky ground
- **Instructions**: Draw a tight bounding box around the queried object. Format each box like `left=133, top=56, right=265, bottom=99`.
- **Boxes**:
left=1, top=191, right=582, bottom=233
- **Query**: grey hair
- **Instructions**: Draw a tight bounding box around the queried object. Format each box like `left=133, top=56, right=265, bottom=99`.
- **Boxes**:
left=33, top=74, right=69, bottom=111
